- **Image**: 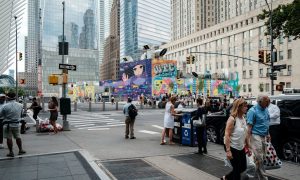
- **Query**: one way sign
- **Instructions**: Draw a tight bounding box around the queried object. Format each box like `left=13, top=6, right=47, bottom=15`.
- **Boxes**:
left=59, top=64, right=77, bottom=71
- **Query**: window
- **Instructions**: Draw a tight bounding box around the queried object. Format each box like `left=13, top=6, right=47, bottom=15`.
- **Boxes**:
left=287, top=65, right=292, bottom=75
left=234, top=59, right=237, bottom=67
left=279, top=35, right=284, bottom=44
left=249, top=70, right=253, bottom=78
left=259, top=39, right=263, bottom=48
left=243, top=70, right=246, bottom=79
left=243, top=84, right=247, bottom=92
left=259, top=68, right=263, bottom=77
left=228, top=60, right=232, bottom=68
left=288, top=49, right=292, bottom=59
left=248, top=84, right=252, bottom=92
left=265, top=83, right=270, bottom=92
left=279, top=51, right=284, bottom=60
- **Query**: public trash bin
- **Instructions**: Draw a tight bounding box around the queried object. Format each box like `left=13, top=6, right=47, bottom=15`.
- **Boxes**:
left=181, top=109, right=198, bottom=147
left=172, top=114, right=183, bottom=144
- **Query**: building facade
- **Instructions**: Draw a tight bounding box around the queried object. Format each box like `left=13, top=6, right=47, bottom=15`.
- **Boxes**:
left=100, top=0, right=120, bottom=81
left=171, top=0, right=271, bottom=41
left=120, top=0, right=171, bottom=61
left=34, top=0, right=100, bottom=96
left=162, top=0, right=299, bottom=97
left=0, top=0, right=26, bottom=74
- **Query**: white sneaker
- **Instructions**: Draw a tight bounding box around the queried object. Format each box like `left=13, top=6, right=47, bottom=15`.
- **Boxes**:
left=0, top=144, right=4, bottom=149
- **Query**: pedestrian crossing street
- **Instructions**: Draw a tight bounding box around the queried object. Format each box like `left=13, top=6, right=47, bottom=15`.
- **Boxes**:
left=67, top=112, right=125, bottom=131
left=67, top=112, right=164, bottom=135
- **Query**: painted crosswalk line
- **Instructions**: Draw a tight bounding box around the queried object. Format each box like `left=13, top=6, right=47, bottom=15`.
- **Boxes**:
left=138, top=130, right=160, bottom=135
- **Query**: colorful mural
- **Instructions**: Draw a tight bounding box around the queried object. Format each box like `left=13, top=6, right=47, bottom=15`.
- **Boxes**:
left=151, top=59, right=177, bottom=96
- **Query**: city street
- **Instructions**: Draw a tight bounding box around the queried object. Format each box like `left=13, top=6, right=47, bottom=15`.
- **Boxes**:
left=0, top=104, right=298, bottom=179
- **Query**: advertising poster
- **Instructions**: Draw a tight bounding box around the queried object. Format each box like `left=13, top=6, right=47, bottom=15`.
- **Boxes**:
left=152, top=59, right=177, bottom=96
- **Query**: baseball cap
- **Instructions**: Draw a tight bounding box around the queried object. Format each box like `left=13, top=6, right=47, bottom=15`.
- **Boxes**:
left=0, top=94, right=6, bottom=97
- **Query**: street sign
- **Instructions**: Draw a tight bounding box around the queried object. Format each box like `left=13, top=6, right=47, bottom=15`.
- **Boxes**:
left=274, top=64, right=286, bottom=71
left=59, top=64, right=76, bottom=71
left=267, top=72, right=277, bottom=77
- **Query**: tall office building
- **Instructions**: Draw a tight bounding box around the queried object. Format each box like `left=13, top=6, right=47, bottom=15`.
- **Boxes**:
left=120, top=0, right=171, bottom=61
left=27, top=0, right=100, bottom=96
left=100, top=0, right=120, bottom=81
left=0, top=0, right=26, bottom=74
left=171, top=0, right=269, bottom=41
left=97, top=0, right=113, bottom=66
left=163, top=0, right=299, bottom=97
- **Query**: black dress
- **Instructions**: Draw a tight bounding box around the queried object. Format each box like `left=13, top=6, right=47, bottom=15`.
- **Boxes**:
left=196, top=107, right=207, bottom=153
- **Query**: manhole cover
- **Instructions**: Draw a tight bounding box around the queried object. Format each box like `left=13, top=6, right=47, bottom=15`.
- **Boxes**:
left=100, top=159, right=174, bottom=180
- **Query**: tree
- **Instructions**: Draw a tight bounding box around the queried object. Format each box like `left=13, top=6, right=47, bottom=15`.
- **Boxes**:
left=197, top=79, right=204, bottom=93
left=258, top=0, right=300, bottom=40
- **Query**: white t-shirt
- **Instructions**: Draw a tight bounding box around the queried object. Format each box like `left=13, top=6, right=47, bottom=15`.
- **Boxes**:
left=230, top=117, right=247, bottom=150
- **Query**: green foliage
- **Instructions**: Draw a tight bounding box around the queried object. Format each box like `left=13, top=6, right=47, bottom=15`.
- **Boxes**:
left=0, top=87, right=25, bottom=96
left=169, top=82, right=174, bottom=90
left=197, top=79, right=204, bottom=92
left=258, top=0, right=300, bottom=40
left=236, top=85, right=241, bottom=92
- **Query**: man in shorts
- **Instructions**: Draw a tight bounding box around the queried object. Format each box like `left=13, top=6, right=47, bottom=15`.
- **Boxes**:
left=0, top=92, right=26, bottom=157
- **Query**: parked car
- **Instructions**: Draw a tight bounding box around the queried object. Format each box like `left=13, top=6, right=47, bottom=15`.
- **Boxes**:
left=205, top=95, right=300, bottom=163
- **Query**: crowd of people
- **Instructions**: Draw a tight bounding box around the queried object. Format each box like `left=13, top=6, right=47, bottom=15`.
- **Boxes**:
left=139, top=93, right=276, bottom=180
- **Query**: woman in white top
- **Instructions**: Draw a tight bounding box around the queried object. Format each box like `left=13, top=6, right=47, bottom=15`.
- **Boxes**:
left=161, top=97, right=178, bottom=145
left=221, top=98, right=250, bottom=180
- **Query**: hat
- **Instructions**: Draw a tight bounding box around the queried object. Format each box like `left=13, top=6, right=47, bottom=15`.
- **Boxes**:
left=0, top=94, right=5, bottom=97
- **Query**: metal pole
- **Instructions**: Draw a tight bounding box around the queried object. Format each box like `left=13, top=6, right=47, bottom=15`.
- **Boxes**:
left=62, top=1, right=70, bottom=130
left=270, top=0, right=274, bottom=95
left=14, top=16, right=18, bottom=101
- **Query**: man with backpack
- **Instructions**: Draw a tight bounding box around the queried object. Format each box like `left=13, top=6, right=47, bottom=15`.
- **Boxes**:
left=123, top=97, right=138, bottom=139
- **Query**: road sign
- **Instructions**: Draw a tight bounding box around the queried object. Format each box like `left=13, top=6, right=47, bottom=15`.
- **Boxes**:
left=267, top=72, right=277, bottom=77
left=274, top=64, right=286, bottom=71
left=59, top=64, right=76, bottom=71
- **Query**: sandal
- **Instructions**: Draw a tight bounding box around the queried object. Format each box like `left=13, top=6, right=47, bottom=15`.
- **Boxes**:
left=220, top=176, right=226, bottom=180
left=160, top=142, right=166, bottom=145
left=169, top=142, right=175, bottom=145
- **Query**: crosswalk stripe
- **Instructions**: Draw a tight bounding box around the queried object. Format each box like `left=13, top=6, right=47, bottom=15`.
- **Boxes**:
left=106, top=122, right=124, bottom=125
left=78, top=124, right=125, bottom=129
left=139, top=130, right=160, bottom=135
left=74, top=124, right=95, bottom=127
left=67, top=117, right=111, bottom=121
left=87, top=128, right=110, bottom=131
left=152, top=125, right=164, bottom=130
left=68, top=119, right=117, bottom=122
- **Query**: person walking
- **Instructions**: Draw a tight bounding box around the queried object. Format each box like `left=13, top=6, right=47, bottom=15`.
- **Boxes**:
left=161, top=96, right=178, bottom=145
left=221, top=98, right=249, bottom=180
left=268, top=99, right=281, bottom=156
left=247, top=95, right=270, bottom=180
left=48, top=96, right=59, bottom=134
left=123, top=97, right=137, bottom=139
left=0, top=92, right=26, bottom=157
left=195, top=98, right=208, bottom=154
left=0, top=94, right=6, bottom=149
left=29, top=97, right=41, bottom=122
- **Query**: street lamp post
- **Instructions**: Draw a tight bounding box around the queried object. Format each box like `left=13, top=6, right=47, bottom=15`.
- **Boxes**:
left=14, top=16, right=18, bottom=101
left=61, top=1, right=70, bottom=130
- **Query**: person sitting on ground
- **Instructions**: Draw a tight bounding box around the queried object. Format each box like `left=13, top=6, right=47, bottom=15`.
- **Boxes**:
left=0, top=92, right=26, bottom=157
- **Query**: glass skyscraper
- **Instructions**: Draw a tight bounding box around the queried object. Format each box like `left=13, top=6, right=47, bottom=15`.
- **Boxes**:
left=33, top=0, right=100, bottom=96
left=120, top=0, right=171, bottom=61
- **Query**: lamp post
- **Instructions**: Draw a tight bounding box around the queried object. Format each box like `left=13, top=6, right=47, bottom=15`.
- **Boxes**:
left=61, top=1, right=70, bottom=130
left=265, top=0, right=274, bottom=95
left=14, top=16, right=18, bottom=101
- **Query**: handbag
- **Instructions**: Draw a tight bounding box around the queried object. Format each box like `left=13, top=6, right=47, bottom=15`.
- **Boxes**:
left=263, top=140, right=282, bottom=170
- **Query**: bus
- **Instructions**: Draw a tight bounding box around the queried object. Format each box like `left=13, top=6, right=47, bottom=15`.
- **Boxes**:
left=282, top=88, right=300, bottom=95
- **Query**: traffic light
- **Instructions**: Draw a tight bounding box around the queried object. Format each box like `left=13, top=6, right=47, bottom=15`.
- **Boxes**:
left=186, top=56, right=190, bottom=64
left=18, top=52, right=23, bottom=61
left=266, top=53, right=271, bottom=63
left=19, top=79, right=25, bottom=84
left=258, top=50, right=265, bottom=63
left=48, top=74, right=59, bottom=85
left=276, top=84, right=283, bottom=91
left=191, top=55, right=195, bottom=64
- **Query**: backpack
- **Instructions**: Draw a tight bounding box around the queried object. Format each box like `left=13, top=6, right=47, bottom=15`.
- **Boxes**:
left=128, top=104, right=138, bottom=119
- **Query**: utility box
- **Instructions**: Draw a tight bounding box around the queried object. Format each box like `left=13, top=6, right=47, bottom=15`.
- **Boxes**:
left=60, top=98, right=71, bottom=115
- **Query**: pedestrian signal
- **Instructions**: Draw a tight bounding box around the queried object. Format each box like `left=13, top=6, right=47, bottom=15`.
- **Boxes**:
left=276, top=84, right=283, bottom=91
left=18, top=52, right=23, bottom=61
left=19, top=79, right=25, bottom=84
left=258, top=50, right=264, bottom=63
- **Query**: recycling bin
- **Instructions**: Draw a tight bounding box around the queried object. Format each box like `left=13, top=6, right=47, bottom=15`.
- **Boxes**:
left=181, top=108, right=198, bottom=147
left=172, top=113, right=183, bottom=144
